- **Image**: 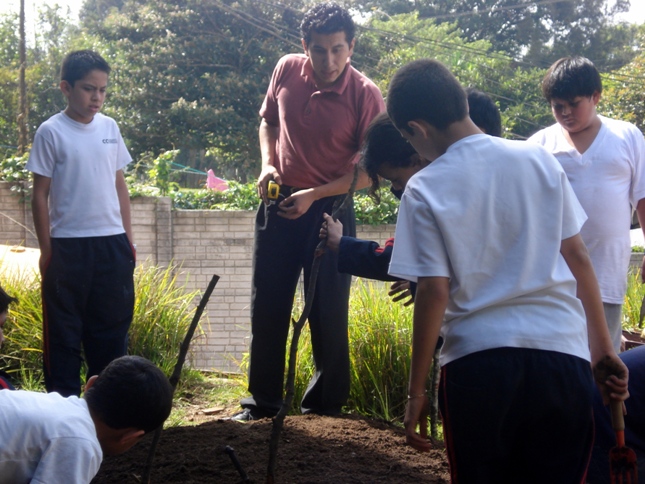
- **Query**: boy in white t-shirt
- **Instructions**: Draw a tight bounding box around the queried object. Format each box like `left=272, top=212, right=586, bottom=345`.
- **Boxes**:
left=27, top=50, right=136, bottom=397
left=0, top=355, right=173, bottom=484
left=528, top=56, right=645, bottom=353
left=386, top=59, right=628, bottom=482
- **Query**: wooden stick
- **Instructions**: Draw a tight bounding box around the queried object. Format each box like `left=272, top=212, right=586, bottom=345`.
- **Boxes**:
left=142, top=274, right=220, bottom=483
left=266, top=167, right=359, bottom=483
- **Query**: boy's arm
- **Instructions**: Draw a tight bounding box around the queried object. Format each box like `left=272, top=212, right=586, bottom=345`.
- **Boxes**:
left=32, top=174, right=51, bottom=274
left=560, top=233, right=629, bottom=403
left=405, top=276, right=449, bottom=452
left=115, top=170, right=133, bottom=246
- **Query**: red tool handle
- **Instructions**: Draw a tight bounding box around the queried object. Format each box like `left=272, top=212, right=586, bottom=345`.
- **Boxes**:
left=610, top=400, right=626, bottom=448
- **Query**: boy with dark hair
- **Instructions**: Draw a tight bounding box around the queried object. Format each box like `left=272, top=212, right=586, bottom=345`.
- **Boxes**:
left=322, top=89, right=502, bottom=298
left=27, top=49, right=136, bottom=397
left=0, top=285, right=17, bottom=390
left=0, top=355, right=173, bottom=483
left=233, top=2, right=384, bottom=421
left=386, top=58, right=628, bottom=482
left=529, top=56, right=645, bottom=353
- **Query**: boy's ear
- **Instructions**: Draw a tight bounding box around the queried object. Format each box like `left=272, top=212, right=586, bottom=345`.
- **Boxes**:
left=119, top=428, right=145, bottom=445
left=407, top=119, right=432, bottom=140
left=84, top=374, right=99, bottom=392
left=591, top=91, right=601, bottom=105
left=59, top=80, right=72, bottom=97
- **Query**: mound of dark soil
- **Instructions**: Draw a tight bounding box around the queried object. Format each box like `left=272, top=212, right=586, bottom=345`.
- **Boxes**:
left=92, top=414, right=450, bottom=483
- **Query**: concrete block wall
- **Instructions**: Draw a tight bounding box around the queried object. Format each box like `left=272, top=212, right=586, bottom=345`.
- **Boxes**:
left=0, top=183, right=396, bottom=372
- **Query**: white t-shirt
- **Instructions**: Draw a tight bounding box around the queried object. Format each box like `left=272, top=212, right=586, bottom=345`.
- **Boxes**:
left=528, top=116, right=645, bottom=303
left=0, top=390, right=102, bottom=484
left=389, top=134, right=590, bottom=366
left=27, top=112, right=132, bottom=238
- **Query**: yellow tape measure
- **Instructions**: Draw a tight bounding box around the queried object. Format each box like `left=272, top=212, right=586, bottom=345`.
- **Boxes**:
left=267, top=180, right=280, bottom=200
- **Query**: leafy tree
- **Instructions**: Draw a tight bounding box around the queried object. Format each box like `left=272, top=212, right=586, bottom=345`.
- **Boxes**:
left=361, top=0, right=637, bottom=70
left=360, top=12, right=550, bottom=139
left=601, top=28, right=645, bottom=133
left=88, top=0, right=306, bottom=180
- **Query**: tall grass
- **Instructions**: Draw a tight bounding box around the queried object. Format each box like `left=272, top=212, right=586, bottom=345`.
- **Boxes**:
left=0, top=262, right=202, bottom=389
left=252, top=279, right=416, bottom=422
left=623, top=269, right=645, bottom=335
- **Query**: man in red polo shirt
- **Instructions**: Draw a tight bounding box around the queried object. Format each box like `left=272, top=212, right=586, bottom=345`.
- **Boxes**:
left=231, top=2, right=384, bottom=421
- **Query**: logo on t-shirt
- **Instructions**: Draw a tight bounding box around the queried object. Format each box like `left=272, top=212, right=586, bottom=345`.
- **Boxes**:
left=102, top=139, right=118, bottom=144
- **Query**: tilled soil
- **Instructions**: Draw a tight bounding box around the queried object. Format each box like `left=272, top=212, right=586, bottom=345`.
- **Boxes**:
left=92, top=414, right=450, bottom=483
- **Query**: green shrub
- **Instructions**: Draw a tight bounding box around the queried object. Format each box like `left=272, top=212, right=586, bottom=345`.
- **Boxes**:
left=623, top=269, right=645, bottom=336
left=0, top=262, right=202, bottom=389
left=240, top=279, right=416, bottom=422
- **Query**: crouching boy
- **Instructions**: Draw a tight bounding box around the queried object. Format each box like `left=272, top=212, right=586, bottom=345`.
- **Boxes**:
left=0, top=355, right=173, bottom=483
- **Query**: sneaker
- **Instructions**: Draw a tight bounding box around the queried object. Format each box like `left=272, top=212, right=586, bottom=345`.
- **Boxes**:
left=227, top=407, right=267, bottom=422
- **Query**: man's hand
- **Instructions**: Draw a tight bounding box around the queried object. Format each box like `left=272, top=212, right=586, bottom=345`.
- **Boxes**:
left=389, top=280, right=414, bottom=306
left=278, top=188, right=317, bottom=220
left=320, top=213, right=343, bottom=251
left=257, top=166, right=281, bottom=205
left=404, top=395, right=432, bottom=452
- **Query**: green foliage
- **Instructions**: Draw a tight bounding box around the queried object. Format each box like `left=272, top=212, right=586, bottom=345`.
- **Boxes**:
left=0, top=152, right=31, bottom=197
left=0, top=270, right=43, bottom=390
left=240, top=280, right=419, bottom=422
left=148, top=149, right=180, bottom=196
left=601, top=30, right=645, bottom=134
left=623, top=270, right=645, bottom=336
left=148, top=182, right=400, bottom=225
left=127, top=262, right=202, bottom=376
left=0, top=262, right=202, bottom=388
left=354, top=189, right=399, bottom=225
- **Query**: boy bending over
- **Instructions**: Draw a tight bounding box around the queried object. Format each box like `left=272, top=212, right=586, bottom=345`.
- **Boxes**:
left=386, top=59, right=628, bottom=482
left=0, top=355, right=173, bottom=483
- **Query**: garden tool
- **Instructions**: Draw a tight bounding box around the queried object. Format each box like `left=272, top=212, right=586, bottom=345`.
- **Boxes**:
left=609, top=400, right=638, bottom=484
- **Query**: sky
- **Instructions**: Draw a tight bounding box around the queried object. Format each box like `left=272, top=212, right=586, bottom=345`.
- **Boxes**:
left=2, top=0, right=645, bottom=25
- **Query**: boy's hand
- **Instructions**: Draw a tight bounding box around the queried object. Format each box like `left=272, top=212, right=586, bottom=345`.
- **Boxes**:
left=38, top=248, right=51, bottom=276
left=320, top=213, right=343, bottom=251
left=404, top=395, right=432, bottom=452
left=389, top=281, right=414, bottom=306
left=592, top=354, right=629, bottom=405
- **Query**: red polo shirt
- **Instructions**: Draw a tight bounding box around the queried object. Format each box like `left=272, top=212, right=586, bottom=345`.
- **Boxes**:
left=260, top=54, right=385, bottom=188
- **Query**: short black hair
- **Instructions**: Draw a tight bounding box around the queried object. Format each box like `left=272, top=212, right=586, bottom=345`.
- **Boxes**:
left=61, top=50, right=111, bottom=86
left=541, top=56, right=602, bottom=102
left=387, top=59, right=468, bottom=135
left=84, top=355, right=173, bottom=433
left=466, top=88, right=502, bottom=138
left=300, top=2, right=355, bottom=48
left=0, top=285, right=17, bottom=314
left=360, top=112, right=418, bottom=201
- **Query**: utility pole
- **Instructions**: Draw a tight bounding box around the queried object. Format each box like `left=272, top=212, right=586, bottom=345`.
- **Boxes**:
left=17, top=0, right=28, bottom=156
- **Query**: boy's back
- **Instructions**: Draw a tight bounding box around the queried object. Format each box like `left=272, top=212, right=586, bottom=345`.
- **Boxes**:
left=0, top=390, right=101, bottom=483
left=390, top=134, right=589, bottom=364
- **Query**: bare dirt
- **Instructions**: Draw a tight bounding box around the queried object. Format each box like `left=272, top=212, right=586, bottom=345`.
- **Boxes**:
left=92, top=413, right=450, bottom=484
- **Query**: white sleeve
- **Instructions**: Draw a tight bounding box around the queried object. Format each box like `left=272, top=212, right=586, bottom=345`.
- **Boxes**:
left=388, top=188, right=451, bottom=282
left=26, top=127, right=56, bottom=178
left=31, top=437, right=102, bottom=484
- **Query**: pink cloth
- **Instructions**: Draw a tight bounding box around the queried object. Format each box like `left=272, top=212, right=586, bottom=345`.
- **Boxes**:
left=206, top=169, right=229, bottom=191
left=259, top=54, right=385, bottom=188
